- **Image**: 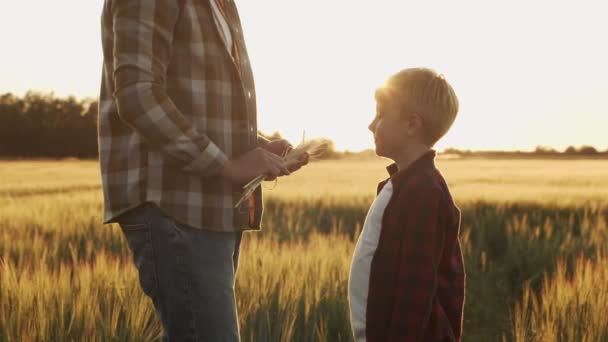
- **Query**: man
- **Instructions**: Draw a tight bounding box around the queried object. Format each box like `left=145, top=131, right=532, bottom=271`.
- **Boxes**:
left=98, top=0, right=307, bottom=340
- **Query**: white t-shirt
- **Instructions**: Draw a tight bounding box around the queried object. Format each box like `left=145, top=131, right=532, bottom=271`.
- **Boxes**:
left=348, top=180, right=394, bottom=342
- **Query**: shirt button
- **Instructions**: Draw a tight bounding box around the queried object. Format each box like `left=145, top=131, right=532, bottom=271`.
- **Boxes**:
left=247, top=91, right=252, bottom=99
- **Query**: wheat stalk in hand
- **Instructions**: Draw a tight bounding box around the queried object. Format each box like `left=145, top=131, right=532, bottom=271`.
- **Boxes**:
left=234, top=138, right=330, bottom=208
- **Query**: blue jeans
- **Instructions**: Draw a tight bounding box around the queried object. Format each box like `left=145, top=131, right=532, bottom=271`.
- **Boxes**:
left=116, top=202, right=243, bottom=342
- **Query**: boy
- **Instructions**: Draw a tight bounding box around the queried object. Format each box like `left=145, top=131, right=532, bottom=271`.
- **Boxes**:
left=349, top=68, right=465, bottom=342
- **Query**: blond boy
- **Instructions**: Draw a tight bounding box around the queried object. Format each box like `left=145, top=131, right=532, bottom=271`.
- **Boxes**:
left=349, top=68, right=465, bottom=341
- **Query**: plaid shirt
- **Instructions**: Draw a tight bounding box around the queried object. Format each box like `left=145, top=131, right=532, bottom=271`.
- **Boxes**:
left=99, top=0, right=265, bottom=231
left=366, top=151, right=466, bottom=341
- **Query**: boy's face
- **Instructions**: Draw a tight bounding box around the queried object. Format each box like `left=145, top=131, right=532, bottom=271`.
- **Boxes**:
left=368, top=100, right=411, bottom=159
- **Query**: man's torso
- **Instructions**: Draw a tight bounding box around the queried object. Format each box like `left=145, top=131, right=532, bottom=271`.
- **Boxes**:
left=99, top=0, right=262, bottom=232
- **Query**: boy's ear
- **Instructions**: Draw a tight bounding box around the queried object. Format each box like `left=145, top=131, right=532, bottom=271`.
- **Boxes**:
left=406, top=113, right=424, bottom=136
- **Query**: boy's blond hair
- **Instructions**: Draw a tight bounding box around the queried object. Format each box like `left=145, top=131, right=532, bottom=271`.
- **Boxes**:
left=375, top=68, right=459, bottom=147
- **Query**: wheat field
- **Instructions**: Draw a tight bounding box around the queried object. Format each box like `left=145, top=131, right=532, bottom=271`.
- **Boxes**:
left=1, top=157, right=607, bottom=341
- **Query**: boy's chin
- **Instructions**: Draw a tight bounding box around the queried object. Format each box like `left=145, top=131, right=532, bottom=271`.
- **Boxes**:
left=374, top=146, right=389, bottom=159
left=375, top=145, right=400, bottom=161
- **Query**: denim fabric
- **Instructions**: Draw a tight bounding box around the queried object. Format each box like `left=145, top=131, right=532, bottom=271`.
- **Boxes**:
left=117, top=202, right=243, bottom=341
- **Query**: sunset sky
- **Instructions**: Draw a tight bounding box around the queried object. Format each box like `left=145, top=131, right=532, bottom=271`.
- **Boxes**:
left=1, top=1, right=606, bottom=152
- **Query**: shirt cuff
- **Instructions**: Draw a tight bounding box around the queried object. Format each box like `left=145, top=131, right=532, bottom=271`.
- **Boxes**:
left=183, top=141, right=229, bottom=176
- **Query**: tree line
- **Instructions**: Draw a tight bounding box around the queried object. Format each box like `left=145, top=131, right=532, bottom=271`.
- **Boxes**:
left=0, top=92, right=98, bottom=158
left=0, top=92, right=338, bottom=159
left=1, top=92, right=604, bottom=159
left=443, top=145, right=608, bottom=156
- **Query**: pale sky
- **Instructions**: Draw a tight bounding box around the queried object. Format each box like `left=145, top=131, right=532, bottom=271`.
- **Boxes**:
left=1, top=1, right=606, bottom=152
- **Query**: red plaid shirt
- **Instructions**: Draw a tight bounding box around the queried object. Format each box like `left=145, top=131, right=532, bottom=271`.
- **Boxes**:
left=366, top=150, right=465, bottom=341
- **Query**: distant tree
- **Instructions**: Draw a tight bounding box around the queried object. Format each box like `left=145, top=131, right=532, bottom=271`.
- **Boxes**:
left=578, top=145, right=598, bottom=155
left=534, top=145, right=557, bottom=154
left=313, top=138, right=340, bottom=159
left=0, top=93, right=25, bottom=155
left=564, top=146, right=577, bottom=154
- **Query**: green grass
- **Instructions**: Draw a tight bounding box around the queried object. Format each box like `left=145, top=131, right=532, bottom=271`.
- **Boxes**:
left=1, top=158, right=608, bottom=341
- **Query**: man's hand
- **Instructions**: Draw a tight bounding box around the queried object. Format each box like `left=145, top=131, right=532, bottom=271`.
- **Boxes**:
left=218, top=148, right=290, bottom=185
left=263, top=139, right=309, bottom=174
left=288, top=152, right=309, bottom=173
left=263, top=139, right=292, bottom=156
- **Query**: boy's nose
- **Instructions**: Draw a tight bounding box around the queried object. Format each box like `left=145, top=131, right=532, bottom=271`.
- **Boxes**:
left=368, top=119, right=376, bottom=133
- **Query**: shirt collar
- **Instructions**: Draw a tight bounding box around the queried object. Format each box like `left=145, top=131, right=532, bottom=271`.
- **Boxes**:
left=385, top=150, right=436, bottom=184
